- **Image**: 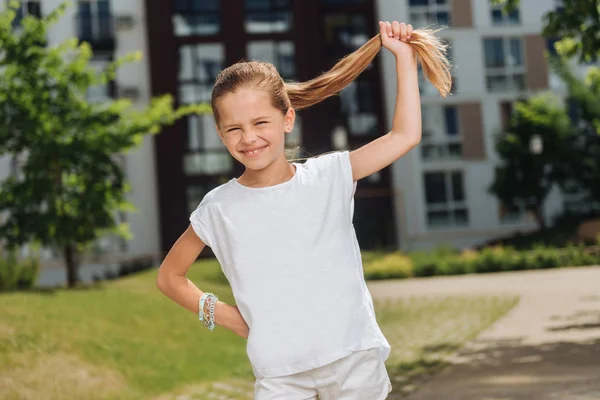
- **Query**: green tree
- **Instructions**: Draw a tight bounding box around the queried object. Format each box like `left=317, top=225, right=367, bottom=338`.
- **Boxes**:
left=550, top=59, right=600, bottom=206
left=0, top=1, right=210, bottom=287
left=493, top=0, right=599, bottom=62
left=489, top=94, right=573, bottom=229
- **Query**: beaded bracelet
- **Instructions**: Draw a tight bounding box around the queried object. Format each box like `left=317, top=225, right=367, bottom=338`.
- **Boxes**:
left=205, top=294, right=218, bottom=331
left=198, top=292, right=218, bottom=331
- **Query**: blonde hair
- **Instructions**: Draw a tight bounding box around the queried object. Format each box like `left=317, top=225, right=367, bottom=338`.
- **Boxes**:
left=211, top=27, right=452, bottom=122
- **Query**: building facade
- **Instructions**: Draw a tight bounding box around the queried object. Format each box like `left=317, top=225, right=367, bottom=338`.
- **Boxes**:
left=1, top=0, right=588, bottom=260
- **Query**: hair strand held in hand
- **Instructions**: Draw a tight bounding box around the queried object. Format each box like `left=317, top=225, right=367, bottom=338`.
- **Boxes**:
left=285, top=27, right=453, bottom=110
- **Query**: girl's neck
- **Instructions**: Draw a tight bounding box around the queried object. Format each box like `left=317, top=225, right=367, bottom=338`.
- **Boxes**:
left=237, top=155, right=296, bottom=188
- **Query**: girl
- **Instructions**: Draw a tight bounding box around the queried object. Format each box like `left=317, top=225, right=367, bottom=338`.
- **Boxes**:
left=157, top=20, right=451, bottom=400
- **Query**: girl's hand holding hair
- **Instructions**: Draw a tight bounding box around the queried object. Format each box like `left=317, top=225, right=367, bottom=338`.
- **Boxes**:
left=379, top=20, right=416, bottom=61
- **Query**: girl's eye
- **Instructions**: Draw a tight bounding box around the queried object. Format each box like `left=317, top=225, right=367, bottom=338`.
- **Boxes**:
left=257, top=121, right=268, bottom=125
left=227, top=127, right=240, bottom=132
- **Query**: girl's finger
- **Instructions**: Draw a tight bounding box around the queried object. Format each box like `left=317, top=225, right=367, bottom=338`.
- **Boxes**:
left=378, top=21, right=388, bottom=41
left=400, top=22, right=407, bottom=41
left=392, top=21, right=400, bottom=40
left=407, top=24, right=413, bottom=40
left=385, top=21, right=392, bottom=37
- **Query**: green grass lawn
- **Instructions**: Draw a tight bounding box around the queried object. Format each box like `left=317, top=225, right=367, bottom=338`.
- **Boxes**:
left=0, top=260, right=517, bottom=400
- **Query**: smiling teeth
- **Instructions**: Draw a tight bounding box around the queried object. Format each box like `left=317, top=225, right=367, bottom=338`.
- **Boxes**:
left=245, top=148, right=263, bottom=155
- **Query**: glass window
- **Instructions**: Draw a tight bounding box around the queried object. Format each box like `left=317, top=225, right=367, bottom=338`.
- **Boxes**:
left=187, top=114, right=223, bottom=151
left=409, top=0, right=450, bottom=28
left=77, top=0, right=112, bottom=41
left=425, top=172, right=447, bottom=204
left=324, top=14, right=369, bottom=66
left=484, top=38, right=526, bottom=93
left=484, top=38, right=505, bottom=68
left=420, top=105, right=462, bottom=161
left=12, top=0, right=42, bottom=27
left=173, top=0, right=220, bottom=36
left=178, top=43, right=224, bottom=104
left=323, top=13, right=379, bottom=137
left=247, top=41, right=296, bottom=80
left=489, top=0, right=520, bottom=25
left=245, top=0, right=292, bottom=33
left=444, top=106, right=458, bottom=136
left=183, top=153, right=233, bottom=175
left=508, top=38, right=523, bottom=67
left=424, top=171, right=469, bottom=228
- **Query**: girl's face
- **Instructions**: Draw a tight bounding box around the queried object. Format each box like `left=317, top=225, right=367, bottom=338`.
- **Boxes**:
left=216, top=88, right=295, bottom=171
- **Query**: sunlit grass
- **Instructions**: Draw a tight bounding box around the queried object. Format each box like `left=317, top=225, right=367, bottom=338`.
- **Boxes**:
left=0, top=259, right=517, bottom=399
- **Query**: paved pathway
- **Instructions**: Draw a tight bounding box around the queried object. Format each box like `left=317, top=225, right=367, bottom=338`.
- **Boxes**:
left=367, top=267, right=600, bottom=400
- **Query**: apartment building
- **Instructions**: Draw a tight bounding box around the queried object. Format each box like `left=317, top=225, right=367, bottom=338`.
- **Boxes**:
left=1, top=0, right=582, bottom=259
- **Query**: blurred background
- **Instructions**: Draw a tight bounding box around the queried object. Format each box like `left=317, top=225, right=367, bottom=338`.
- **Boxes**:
left=1, top=1, right=599, bottom=399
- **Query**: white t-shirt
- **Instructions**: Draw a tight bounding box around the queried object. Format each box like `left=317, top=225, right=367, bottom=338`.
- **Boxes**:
left=190, top=151, right=391, bottom=379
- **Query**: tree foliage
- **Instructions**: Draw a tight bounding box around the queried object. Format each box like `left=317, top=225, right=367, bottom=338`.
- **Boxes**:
left=493, top=0, right=599, bottom=62
left=0, top=1, right=210, bottom=286
left=489, top=93, right=574, bottom=229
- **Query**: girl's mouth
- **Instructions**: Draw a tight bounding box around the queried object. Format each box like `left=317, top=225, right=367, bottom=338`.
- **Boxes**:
left=242, top=145, right=267, bottom=157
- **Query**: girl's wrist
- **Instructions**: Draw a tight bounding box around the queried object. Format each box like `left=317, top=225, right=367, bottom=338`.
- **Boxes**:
left=214, top=300, right=232, bottom=328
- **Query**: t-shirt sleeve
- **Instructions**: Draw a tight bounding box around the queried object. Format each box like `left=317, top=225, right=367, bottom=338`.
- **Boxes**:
left=316, top=151, right=357, bottom=201
left=189, top=201, right=214, bottom=248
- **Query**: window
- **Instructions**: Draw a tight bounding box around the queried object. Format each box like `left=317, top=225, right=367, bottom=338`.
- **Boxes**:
left=483, top=37, right=526, bottom=92
left=324, top=13, right=378, bottom=137
left=419, top=39, right=456, bottom=96
left=489, top=0, right=520, bottom=25
left=178, top=43, right=231, bottom=175
left=421, top=106, right=461, bottom=161
left=173, top=0, right=220, bottom=36
left=179, top=43, right=224, bottom=104
left=424, top=171, right=468, bottom=229
left=86, top=55, right=112, bottom=103
left=247, top=41, right=296, bottom=80
left=409, top=0, right=451, bottom=28
left=245, top=0, right=292, bottom=33
left=77, top=0, right=112, bottom=42
left=10, top=0, right=41, bottom=27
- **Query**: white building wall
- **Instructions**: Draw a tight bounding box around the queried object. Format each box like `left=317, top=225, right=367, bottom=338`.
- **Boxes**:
left=0, top=1, right=159, bottom=259
left=377, top=0, right=580, bottom=251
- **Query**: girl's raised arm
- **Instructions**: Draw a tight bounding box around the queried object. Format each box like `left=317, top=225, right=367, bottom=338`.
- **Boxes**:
left=350, top=21, right=435, bottom=181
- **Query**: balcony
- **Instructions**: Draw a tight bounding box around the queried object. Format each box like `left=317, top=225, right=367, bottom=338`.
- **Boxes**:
left=75, top=13, right=115, bottom=52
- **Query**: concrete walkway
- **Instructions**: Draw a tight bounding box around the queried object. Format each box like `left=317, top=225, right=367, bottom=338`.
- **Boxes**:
left=367, top=267, right=600, bottom=400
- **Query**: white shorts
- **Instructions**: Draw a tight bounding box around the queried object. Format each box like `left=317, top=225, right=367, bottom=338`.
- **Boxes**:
left=254, top=348, right=392, bottom=400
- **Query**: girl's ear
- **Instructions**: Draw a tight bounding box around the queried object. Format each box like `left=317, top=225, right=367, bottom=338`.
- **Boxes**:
left=284, top=107, right=296, bottom=134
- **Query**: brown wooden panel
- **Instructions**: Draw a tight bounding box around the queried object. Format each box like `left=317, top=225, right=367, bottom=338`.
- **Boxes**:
left=452, top=0, right=473, bottom=28
left=460, top=102, right=486, bottom=160
left=525, top=34, right=549, bottom=91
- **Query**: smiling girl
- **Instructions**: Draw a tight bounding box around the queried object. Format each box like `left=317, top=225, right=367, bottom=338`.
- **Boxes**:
left=157, top=20, right=451, bottom=399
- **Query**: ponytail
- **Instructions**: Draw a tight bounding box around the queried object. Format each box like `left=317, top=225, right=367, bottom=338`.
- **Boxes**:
left=285, top=28, right=452, bottom=110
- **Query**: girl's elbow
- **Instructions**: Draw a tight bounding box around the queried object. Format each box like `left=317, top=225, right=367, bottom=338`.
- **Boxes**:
left=156, top=267, right=170, bottom=293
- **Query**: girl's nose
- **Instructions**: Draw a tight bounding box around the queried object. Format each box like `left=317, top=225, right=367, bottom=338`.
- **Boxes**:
left=241, top=129, right=258, bottom=144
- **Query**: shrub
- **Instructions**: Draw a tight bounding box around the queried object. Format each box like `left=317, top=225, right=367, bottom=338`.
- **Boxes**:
left=0, top=248, right=40, bottom=291
left=471, top=247, right=509, bottom=273
left=529, top=246, right=561, bottom=269
left=434, top=258, right=466, bottom=275
left=364, top=252, right=413, bottom=280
